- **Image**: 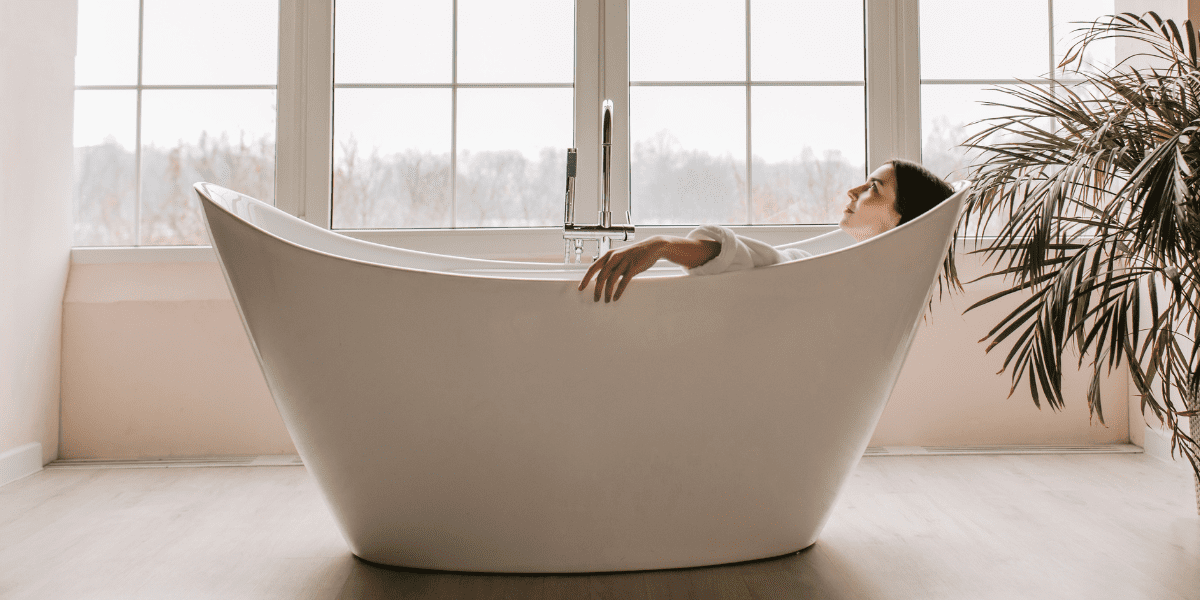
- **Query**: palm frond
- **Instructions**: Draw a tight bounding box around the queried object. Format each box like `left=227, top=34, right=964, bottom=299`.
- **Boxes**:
left=936, top=11, right=1200, bottom=495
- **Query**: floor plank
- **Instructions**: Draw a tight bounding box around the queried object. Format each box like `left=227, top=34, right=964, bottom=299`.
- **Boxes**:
left=0, top=454, right=1195, bottom=599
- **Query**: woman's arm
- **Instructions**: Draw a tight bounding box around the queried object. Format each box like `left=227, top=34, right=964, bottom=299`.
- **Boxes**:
left=578, top=235, right=720, bottom=302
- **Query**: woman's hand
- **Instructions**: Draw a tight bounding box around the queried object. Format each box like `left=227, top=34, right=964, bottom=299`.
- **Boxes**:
left=577, top=236, right=721, bottom=303
left=578, top=237, right=668, bottom=303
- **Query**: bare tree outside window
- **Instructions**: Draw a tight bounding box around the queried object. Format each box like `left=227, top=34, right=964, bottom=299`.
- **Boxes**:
left=142, top=133, right=275, bottom=245
left=72, top=0, right=277, bottom=247
left=73, top=139, right=136, bottom=246
left=73, top=132, right=274, bottom=246
left=332, top=138, right=452, bottom=229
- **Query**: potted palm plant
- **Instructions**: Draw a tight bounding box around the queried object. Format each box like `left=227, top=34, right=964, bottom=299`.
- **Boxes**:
left=937, top=11, right=1199, bottom=513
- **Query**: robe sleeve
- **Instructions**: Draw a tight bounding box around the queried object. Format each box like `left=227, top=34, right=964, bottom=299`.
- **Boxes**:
left=682, top=225, right=813, bottom=276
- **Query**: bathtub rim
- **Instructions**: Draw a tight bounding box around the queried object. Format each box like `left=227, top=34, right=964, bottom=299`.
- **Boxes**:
left=193, top=181, right=971, bottom=283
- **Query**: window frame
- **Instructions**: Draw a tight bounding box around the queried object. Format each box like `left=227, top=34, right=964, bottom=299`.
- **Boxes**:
left=918, top=0, right=1093, bottom=185
left=70, top=0, right=1131, bottom=258
left=272, top=0, right=922, bottom=251
left=73, top=0, right=281, bottom=247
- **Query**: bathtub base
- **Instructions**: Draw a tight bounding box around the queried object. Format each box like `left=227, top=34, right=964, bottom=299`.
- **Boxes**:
left=348, top=540, right=821, bottom=574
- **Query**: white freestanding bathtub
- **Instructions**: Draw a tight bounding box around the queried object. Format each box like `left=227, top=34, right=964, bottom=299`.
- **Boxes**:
left=195, top=181, right=967, bottom=573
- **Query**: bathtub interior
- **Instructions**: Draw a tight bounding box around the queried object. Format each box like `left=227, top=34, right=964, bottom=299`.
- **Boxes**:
left=194, top=182, right=872, bottom=280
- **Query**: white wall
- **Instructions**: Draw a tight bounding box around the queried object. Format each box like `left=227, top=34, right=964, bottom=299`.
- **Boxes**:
left=59, top=245, right=1129, bottom=459
left=0, top=0, right=76, bottom=466
left=61, top=262, right=295, bottom=457
left=1113, top=1, right=1189, bottom=72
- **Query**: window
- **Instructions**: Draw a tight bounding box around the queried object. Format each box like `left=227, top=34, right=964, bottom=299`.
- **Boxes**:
left=630, top=0, right=865, bottom=226
left=72, top=0, right=1132, bottom=247
left=331, top=0, right=574, bottom=228
left=921, top=0, right=1116, bottom=178
left=73, top=0, right=278, bottom=246
left=318, top=0, right=876, bottom=234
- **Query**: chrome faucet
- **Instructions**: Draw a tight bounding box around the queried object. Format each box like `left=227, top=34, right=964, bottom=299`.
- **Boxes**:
left=564, top=99, right=635, bottom=263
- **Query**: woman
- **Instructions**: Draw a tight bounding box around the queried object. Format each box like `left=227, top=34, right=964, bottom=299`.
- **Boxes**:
left=578, top=159, right=954, bottom=302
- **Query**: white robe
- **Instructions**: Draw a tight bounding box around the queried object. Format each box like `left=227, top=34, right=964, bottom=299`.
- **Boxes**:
left=682, top=225, right=853, bottom=276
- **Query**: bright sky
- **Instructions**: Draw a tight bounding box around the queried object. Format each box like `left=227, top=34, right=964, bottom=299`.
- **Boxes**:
left=74, top=0, right=1128, bottom=161
left=74, top=0, right=277, bottom=149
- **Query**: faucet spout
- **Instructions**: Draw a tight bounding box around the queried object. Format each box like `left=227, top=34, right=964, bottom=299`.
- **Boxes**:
left=563, top=99, right=633, bottom=263
left=600, top=99, right=613, bottom=229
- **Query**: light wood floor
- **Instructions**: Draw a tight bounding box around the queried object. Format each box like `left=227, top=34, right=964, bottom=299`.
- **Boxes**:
left=1, top=453, right=1197, bottom=600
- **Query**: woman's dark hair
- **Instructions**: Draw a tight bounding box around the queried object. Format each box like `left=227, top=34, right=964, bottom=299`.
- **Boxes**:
left=890, top=159, right=955, bottom=226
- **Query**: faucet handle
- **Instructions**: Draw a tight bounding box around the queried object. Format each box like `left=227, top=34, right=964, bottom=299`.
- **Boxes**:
left=563, top=148, right=577, bottom=226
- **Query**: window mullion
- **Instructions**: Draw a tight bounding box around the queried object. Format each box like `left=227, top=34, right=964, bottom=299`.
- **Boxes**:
left=575, top=0, right=602, bottom=223
left=135, top=0, right=144, bottom=245
left=602, top=0, right=630, bottom=224
left=451, top=0, right=458, bottom=228
left=276, top=0, right=333, bottom=228
left=745, top=0, right=752, bottom=225
left=865, top=0, right=921, bottom=170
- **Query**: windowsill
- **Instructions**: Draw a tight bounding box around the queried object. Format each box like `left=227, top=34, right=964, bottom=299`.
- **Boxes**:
left=71, top=246, right=219, bottom=264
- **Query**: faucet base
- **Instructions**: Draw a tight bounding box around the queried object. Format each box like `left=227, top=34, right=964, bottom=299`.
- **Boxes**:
left=564, top=224, right=635, bottom=263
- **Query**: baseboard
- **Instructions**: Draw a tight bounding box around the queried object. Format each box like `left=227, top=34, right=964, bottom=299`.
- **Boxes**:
left=0, top=442, right=44, bottom=487
left=1142, top=424, right=1193, bottom=471
left=864, top=444, right=1142, bottom=457
left=45, top=454, right=304, bottom=469
left=39, top=447, right=1146, bottom=470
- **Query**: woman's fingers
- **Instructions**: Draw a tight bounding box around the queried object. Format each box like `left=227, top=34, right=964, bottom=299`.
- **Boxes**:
left=577, top=242, right=657, bottom=303
left=603, top=261, right=623, bottom=302
left=578, top=252, right=609, bottom=291
left=597, top=254, right=625, bottom=302
left=613, top=258, right=653, bottom=301
left=613, top=272, right=633, bottom=302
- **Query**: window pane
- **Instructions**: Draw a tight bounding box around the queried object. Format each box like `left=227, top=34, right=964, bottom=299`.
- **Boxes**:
left=631, top=0, right=744, bottom=82
left=922, top=84, right=1002, bottom=181
left=921, top=0, right=1049, bottom=80
left=456, top=88, right=573, bottom=227
left=1054, top=0, right=1116, bottom=76
left=140, top=90, right=277, bottom=245
left=141, top=0, right=278, bottom=85
left=74, top=91, right=137, bottom=246
left=751, top=86, right=864, bottom=224
left=922, top=83, right=1057, bottom=180
left=923, top=84, right=995, bottom=236
left=458, top=0, right=573, bottom=83
left=631, top=86, right=746, bottom=224
left=335, top=0, right=452, bottom=84
left=751, top=0, right=863, bottom=81
left=75, top=0, right=139, bottom=86
left=333, top=89, right=452, bottom=229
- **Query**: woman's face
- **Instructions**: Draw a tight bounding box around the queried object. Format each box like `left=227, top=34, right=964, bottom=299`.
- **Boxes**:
left=839, top=163, right=901, bottom=242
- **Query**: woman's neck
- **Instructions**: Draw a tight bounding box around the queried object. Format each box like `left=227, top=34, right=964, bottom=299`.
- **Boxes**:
left=839, top=222, right=889, bottom=243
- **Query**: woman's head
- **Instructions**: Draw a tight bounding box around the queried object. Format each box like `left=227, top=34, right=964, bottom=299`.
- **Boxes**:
left=838, top=159, right=953, bottom=242
left=890, top=159, right=955, bottom=226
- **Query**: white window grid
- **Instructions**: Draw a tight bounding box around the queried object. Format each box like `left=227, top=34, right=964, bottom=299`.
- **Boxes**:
left=332, top=0, right=575, bottom=232
left=74, top=0, right=278, bottom=247
left=629, top=0, right=867, bottom=224
left=277, top=0, right=923, bottom=243
left=920, top=1, right=1091, bottom=118
left=629, top=78, right=867, bottom=226
left=74, top=0, right=1112, bottom=253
